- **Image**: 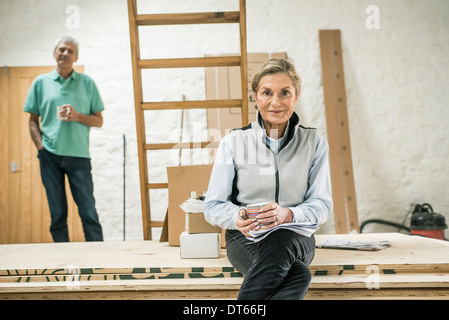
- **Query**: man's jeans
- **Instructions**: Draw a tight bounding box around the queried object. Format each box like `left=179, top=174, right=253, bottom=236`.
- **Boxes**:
left=226, top=229, right=315, bottom=300
left=38, top=149, right=103, bottom=242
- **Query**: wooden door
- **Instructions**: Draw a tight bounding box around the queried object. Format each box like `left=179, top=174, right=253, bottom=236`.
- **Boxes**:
left=0, top=66, right=85, bottom=244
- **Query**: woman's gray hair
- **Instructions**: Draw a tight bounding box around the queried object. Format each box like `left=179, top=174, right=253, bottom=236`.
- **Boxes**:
left=54, top=35, right=79, bottom=56
left=251, top=58, right=301, bottom=95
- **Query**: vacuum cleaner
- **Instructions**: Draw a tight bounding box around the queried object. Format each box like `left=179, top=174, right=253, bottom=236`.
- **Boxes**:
left=360, top=203, right=447, bottom=240
left=410, top=203, right=447, bottom=240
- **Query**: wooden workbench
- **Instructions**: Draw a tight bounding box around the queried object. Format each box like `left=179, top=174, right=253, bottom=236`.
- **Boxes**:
left=0, top=233, right=448, bottom=300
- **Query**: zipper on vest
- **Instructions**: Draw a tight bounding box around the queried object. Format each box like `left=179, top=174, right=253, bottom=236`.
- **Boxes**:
left=274, top=153, right=280, bottom=204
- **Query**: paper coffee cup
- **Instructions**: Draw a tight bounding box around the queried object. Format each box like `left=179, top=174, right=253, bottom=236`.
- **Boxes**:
left=57, top=105, right=71, bottom=120
left=246, top=202, right=270, bottom=230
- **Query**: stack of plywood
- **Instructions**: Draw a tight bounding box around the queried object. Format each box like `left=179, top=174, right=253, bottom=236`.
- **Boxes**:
left=0, top=233, right=448, bottom=299
left=308, top=233, right=449, bottom=299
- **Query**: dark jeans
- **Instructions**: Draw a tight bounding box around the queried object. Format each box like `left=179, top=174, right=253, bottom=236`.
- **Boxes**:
left=226, top=229, right=315, bottom=300
left=38, top=149, right=103, bottom=242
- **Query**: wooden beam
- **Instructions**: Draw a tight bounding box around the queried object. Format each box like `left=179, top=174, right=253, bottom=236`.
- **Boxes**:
left=146, top=183, right=168, bottom=190
left=141, top=99, right=241, bottom=111
left=127, top=0, right=151, bottom=240
left=136, top=12, right=240, bottom=26
left=145, top=141, right=220, bottom=150
left=139, top=56, right=241, bottom=69
left=319, top=30, right=359, bottom=233
left=238, top=0, right=249, bottom=126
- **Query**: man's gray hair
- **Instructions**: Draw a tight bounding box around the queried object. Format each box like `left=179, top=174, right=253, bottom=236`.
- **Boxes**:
left=54, top=35, right=79, bottom=56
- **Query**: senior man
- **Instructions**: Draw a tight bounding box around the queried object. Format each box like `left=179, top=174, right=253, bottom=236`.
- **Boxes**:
left=24, top=36, right=104, bottom=242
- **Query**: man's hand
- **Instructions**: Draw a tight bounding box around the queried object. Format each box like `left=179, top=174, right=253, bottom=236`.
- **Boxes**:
left=62, top=104, right=103, bottom=128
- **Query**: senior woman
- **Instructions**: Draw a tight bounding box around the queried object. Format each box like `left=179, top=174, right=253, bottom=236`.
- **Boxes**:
left=203, top=58, right=333, bottom=300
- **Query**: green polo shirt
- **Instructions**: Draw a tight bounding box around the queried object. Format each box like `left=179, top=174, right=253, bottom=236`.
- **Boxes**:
left=24, top=68, right=104, bottom=158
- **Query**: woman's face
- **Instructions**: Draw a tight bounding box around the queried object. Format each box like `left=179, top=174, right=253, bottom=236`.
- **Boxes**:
left=255, top=73, right=299, bottom=128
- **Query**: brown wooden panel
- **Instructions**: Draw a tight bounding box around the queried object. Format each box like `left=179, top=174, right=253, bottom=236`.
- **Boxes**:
left=319, top=30, right=359, bottom=233
left=0, top=68, right=10, bottom=243
left=0, top=66, right=85, bottom=243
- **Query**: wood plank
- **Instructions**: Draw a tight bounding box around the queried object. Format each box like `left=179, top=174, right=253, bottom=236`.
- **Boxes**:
left=149, top=221, right=164, bottom=228
left=139, top=56, right=241, bottom=69
left=0, top=68, right=9, bottom=244
left=8, top=68, right=24, bottom=242
left=313, top=233, right=449, bottom=272
left=238, top=0, right=249, bottom=126
left=145, top=141, right=219, bottom=150
left=141, top=99, right=241, bottom=111
left=0, top=233, right=448, bottom=300
left=1, top=271, right=242, bottom=283
left=19, top=69, right=33, bottom=243
left=306, top=288, right=449, bottom=300
left=2, top=233, right=442, bottom=277
left=310, top=273, right=449, bottom=289
left=127, top=0, right=152, bottom=240
left=319, top=30, right=359, bottom=233
left=146, top=183, right=168, bottom=189
left=0, top=278, right=242, bottom=300
left=136, top=12, right=240, bottom=26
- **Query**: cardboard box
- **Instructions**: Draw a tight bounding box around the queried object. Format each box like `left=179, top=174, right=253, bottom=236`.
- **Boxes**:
left=167, top=165, right=213, bottom=246
left=186, top=212, right=222, bottom=234
left=180, top=231, right=221, bottom=259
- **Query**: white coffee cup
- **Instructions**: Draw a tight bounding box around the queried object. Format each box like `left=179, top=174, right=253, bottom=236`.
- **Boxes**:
left=57, top=105, right=71, bottom=120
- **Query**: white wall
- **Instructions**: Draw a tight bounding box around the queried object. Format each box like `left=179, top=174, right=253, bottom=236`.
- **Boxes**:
left=1, top=0, right=448, bottom=240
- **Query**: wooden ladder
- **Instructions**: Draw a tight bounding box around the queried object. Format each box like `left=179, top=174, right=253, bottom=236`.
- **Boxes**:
left=127, top=0, right=248, bottom=240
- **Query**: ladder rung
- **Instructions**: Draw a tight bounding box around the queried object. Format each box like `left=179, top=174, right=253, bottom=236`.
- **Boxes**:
left=139, top=56, right=241, bottom=69
left=145, top=141, right=220, bottom=150
left=136, top=12, right=240, bottom=26
left=146, top=183, right=168, bottom=189
left=141, top=99, right=242, bottom=110
left=149, top=221, right=164, bottom=228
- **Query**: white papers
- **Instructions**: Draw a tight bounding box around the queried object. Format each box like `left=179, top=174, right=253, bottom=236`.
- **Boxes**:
left=180, top=198, right=204, bottom=213
left=246, top=222, right=319, bottom=243
left=317, top=237, right=392, bottom=251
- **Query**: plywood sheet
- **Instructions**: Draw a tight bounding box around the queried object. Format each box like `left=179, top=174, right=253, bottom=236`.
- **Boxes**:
left=1, top=233, right=448, bottom=299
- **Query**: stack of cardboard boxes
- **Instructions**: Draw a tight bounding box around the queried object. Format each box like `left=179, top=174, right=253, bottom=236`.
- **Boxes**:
left=179, top=193, right=222, bottom=259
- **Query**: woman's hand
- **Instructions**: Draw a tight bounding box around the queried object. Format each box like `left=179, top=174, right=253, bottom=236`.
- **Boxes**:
left=235, top=203, right=293, bottom=236
left=257, top=202, right=293, bottom=228
left=235, top=209, right=260, bottom=237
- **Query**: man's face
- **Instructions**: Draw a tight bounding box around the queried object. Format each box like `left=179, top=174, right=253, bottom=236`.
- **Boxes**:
left=53, top=41, right=78, bottom=68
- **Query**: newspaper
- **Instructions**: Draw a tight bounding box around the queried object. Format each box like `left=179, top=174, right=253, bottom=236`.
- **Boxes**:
left=316, top=237, right=392, bottom=251
left=246, top=222, right=319, bottom=243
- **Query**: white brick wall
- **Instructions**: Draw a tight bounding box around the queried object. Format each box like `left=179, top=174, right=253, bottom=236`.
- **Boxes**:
left=1, top=0, right=448, bottom=240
